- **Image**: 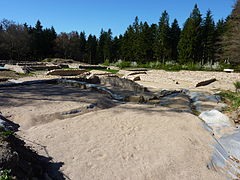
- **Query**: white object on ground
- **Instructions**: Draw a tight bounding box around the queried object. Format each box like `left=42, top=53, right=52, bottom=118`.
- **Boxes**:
left=199, top=110, right=234, bottom=128
left=8, top=79, right=23, bottom=83
left=223, top=69, right=234, bottom=73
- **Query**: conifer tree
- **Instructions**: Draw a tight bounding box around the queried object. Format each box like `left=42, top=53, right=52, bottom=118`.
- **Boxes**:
left=178, top=4, right=202, bottom=64
left=97, top=29, right=112, bottom=63
left=221, top=0, right=240, bottom=65
left=121, top=25, right=135, bottom=61
left=214, top=19, right=227, bottom=61
left=169, top=19, right=181, bottom=61
left=31, top=20, right=44, bottom=60
left=86, top=34, right=97, bottom=64
left=139, top=22, right=155, bottom=62
left=112, top=35, right=122, bottom=62
left=154, top=11, right=171, bottom=63
left=79, top=31, right=86, bottom=62
left=202, top=10, right=215, bottom=65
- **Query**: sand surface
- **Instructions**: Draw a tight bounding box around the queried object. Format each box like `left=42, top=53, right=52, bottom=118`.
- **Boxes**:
left=120, top=70, right=240, bottom=92
left=0, top=79, right=225, bottom=179
left=19, top=104, right=223, bottom=180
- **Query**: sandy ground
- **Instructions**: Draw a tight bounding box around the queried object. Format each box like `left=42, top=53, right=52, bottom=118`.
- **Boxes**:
left=0, top=80, right=225, bottom=179
left=0, top=84, right=116, bottom=130
left=120, top=70, right=240, bottom=92
left=20, top=104, right=223, bottom=180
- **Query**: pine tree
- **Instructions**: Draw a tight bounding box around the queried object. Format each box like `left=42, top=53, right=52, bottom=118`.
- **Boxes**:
left=178, top=4, right=202, bottom=64
left=97, top=29, right=112, bottom=63
left=112, top=35, right=122, bottom=62
left=139, top=22, right=155, bottom=62
left=202, top=10, right=215, bottom=65
left=86, top=34, right=97, bottom=64
left=154, top=11, right=171, bottom=63
left=121, top=25, right=135, bottom=61
left=221, top=0, right=240, bottom=65
left=79, top=31, right=86, bottom=62
left=169, top=19, right=181, bottom=61
left=214, top=19, right=227, bottom=61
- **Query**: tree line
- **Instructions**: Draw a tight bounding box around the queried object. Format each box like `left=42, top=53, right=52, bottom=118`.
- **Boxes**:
left=0, top=2, right=239, bottom=65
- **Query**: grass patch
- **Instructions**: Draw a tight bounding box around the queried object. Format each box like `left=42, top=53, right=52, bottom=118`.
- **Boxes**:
left=234, top=81, right=240, bottom=90
left=88, top=69, right=119, bottom=74
left=1, top=130, right=14, bottom=137
left=219, top=91, right=240, bottom=111
left=0, top=169, right=13, bottom=180
left=110, top=60, right=240, bottom=72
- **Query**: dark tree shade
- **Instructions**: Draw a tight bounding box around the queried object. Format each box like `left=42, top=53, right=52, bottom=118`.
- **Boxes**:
left=170, top=19, right=181, bottom=60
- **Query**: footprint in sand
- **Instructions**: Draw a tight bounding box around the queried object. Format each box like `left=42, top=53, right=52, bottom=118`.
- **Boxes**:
left=87, top=148, right=107, bottom=160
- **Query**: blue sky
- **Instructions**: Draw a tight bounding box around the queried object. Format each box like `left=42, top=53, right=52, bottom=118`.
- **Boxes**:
left=0, top=0, right=235, bottom=36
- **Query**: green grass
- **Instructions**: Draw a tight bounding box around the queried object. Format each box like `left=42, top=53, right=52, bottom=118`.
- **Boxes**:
left=89, top=69, right=119, bottom=74
left=234, top=81, right=240, bottom=90
left=1, top=130, right=14, bottom=137
left=0, top=170, right=13, bottom=180
left=109, top=60, right=240, bottom=72
left=219, top=91, right=240, bottom=111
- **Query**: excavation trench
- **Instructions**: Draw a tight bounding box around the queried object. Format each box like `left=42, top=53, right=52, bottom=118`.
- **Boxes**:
left=0, top=77, right=235, bottom=180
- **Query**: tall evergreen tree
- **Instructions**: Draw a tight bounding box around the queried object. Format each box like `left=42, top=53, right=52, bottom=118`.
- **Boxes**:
left=97, top=29, right=112, bottom=63
left=139, top=22, right=155, bottom=62
left=202, top=10, right=215, bottom=65
left=178, top=4, right=202, bottom=64
left=30, top=20, right=45, bottom=60
left=169, top=19, right=181, bottom=60
left=86, top=34, right=97, bottom=64
left=121, top=25, right=135, bottom=61
left=79, top=31, right=86, bottom=62
left=112, top=35, right=122, bottom=62
left=214, top=19, right=227, bottom=61
left=154, top=11, right=171, bottom=63
left=42, top=26, right=57, bottom=58
left=220, top=0, right=240, bottom=65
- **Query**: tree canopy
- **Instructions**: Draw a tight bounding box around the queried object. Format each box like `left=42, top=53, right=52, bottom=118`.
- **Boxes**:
left=0, top=3, right=239, bottom=65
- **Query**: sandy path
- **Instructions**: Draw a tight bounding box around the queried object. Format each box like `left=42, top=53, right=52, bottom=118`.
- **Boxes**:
left=18, top=104, right=223, bottom=180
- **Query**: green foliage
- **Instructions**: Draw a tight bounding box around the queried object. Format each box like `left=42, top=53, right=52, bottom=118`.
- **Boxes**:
left=234, top=81, right=240, bottom=90
left=170, top=19, right=181, bottom=60
left=219, top=90, right=240, bottom=111
left=1, top=130, right=13, bottom=137
left=178, top=4, right=203, bottom=64
left=88, top=69, right=119, bottom=74
left=114, top=60, right=131, bottom=68
left=154, top=11, right=171, bottom=63
left=102, top=59, right=110, bottom=66
left=202, top=10, right=215, bottom=65
left=220, top=0, right=240, bottom=65
left=112, top=60, right=229, bottom=71
left=0, top=2, right=239, bottom=67
left=0, top=169, right=13, bottom=180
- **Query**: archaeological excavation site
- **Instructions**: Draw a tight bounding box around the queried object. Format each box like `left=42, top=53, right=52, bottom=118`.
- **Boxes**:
left=0, top=59, right=240, bottom=180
